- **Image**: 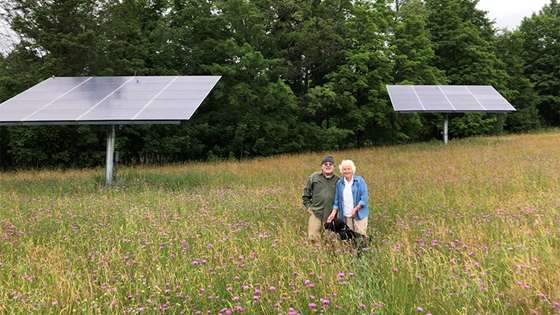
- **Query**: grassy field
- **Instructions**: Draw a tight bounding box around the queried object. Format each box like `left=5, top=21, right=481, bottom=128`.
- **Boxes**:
left=1, top=131, right=560, bottom=314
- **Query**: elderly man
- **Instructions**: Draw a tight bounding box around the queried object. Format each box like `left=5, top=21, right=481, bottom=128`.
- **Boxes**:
left=302, top=155, right=339, bottom=242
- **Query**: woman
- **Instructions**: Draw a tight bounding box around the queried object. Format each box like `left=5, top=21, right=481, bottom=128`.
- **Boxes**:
left=326, top=160, right=369, bottom=249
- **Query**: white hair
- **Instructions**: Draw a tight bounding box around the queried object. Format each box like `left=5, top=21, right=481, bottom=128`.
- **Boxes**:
left=339, top=159, right=356, bottom=174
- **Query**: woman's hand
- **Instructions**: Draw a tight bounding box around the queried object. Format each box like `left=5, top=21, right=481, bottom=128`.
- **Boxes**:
left=351, top=206, right=360, bottom=218
left=326, top=209, right=337, bottom=223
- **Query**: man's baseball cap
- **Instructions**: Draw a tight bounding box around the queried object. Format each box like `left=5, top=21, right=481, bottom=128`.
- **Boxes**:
left=321, top=155, right=335, bottom=165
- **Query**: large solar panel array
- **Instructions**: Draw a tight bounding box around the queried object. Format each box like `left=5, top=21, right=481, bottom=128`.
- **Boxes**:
left=0, top=76, right=221, bottom=125
left=386, top=85, right=516, bottom=113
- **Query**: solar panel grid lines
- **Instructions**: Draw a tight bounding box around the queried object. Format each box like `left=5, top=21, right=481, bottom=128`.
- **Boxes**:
left=0, top=76, right=221, bottom=125
left=436, top=85, right=457, bottom=111
left=410, top=86, right=427, bottom=111
left=75, top=76, right=137, bottom=120
left=23, top=77, right=93, bottom=121
left=131, top=76, right=178, bottom=120
left=0, top=77, right=51, bottom=111
left=386, top=85, right=516, bottom=113
left=464, top=86, right=487, bottom=111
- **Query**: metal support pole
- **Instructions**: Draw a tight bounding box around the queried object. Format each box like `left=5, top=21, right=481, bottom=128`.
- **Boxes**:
left=106, top=125, right=116, bottom=185
left=443, top=115, right=449, bottom=145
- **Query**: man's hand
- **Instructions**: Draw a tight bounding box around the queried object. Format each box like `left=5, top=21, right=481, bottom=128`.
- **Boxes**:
left=326, top=209, right=337, bottom=223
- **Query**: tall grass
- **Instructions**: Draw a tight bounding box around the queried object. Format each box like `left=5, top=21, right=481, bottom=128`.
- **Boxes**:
left=1, top=132, right=559, bottom=314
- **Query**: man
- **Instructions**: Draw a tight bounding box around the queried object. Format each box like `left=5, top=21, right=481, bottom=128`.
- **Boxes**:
left=302, top=155, right=339, bottom=242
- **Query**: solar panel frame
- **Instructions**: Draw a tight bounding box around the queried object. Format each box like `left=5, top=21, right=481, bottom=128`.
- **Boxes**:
left=0, top=76, right=221, bottom=125
left=386, top=85, right=516, bottom=113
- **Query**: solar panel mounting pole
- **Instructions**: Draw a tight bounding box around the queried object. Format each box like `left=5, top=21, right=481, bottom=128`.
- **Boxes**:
left=106, top=125, right=116, bottom=185
left=443, top=115, right=449, bottom=144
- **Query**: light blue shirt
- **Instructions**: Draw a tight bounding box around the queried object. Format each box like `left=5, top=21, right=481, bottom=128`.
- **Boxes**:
left=332, top=175, right=369, bottom=220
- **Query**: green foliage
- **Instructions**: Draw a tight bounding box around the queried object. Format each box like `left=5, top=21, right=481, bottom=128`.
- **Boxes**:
left=518, top=0, right=560, bottom=126
left=393, top=0, right=446, bottom=85
left=0, top=0, right=557, bottom=168
left=495, top=31, right=541, bottom=132
left=426, top=0, right=510, bottom=138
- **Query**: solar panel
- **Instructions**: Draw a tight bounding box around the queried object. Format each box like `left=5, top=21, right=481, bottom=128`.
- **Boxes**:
left=386, top=85, right=516, bottom=113
left=0, top=76, right=221, bottom=125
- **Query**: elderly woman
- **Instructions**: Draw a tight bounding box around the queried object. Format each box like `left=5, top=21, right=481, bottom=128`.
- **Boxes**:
left=327, top=159, right=369, bottom=249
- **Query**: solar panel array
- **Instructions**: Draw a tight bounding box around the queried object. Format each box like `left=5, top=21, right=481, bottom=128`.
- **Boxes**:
left=0, top=76, right=221, bottom=125
left=386, top=85, right=516, bottom=113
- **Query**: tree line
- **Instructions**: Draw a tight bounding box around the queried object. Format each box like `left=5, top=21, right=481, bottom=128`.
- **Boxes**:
left=0, top=0, right=558, bottom=168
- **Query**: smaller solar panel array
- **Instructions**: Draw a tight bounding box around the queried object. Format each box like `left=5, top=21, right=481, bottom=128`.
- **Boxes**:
left=386, top=85, right=516, bottom=113
left=0, top=76, right=221, bottom=125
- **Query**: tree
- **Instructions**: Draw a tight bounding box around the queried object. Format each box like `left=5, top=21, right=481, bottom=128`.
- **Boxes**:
left=392, top=0, right=445, bottom=85
left=519, top=0, right=560, bottom=126
left=391, top=0, right=447, bottom=142
left=496, top=30, right=541, bottom=132
left=426, top=0, right=509, bottom=138
left=319, top=0, right=395, bottom=146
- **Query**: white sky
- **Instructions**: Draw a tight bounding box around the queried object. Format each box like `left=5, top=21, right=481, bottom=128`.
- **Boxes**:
left=477, top=0, right=551, bottom=30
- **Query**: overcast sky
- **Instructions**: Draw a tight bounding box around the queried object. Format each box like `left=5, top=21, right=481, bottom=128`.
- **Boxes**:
left=477, top=0, right=551, bottom=30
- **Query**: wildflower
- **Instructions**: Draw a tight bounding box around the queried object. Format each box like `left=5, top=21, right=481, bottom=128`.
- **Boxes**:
left=308, top=303, right=317, bottom=310
left=219, top=308, right=232, bottom=315
left=337, top=272, right=345, bottom=280
left=320, top=297, right=330, bottom=307
left=268, top=286, right=277, bottom=292
left=416, top=306, right=424, bottom=312
left=288, top=307, right=298, bottom=315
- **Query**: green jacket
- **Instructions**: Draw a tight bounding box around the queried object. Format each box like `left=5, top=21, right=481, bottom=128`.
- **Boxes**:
left=302, top=171, right=339, bottom=221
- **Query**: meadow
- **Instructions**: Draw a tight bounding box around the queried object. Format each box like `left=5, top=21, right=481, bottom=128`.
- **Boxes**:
left=1, top=131, right=560, bottom=314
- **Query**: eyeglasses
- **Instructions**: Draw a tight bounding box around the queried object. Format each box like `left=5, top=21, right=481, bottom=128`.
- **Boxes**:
left=322, top=162, right=333, bottom=166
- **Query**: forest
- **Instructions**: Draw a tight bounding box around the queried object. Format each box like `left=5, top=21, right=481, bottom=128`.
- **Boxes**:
left=0, top=0, right=558, bottom=168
